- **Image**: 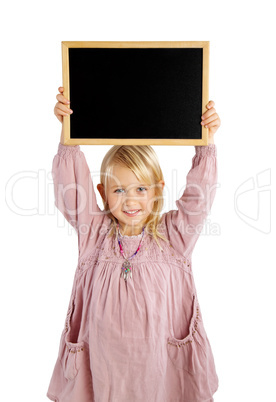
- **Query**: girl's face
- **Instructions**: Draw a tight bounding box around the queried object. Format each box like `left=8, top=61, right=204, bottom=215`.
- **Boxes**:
left=97, top=164, right=164, bottom=236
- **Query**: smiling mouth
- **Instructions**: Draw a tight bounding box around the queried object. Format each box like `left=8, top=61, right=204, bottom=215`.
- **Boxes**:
left=123, top=209, right=141, bottom=216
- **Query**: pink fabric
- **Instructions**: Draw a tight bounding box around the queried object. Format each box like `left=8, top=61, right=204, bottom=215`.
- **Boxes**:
left=47, top=143, right=219, bottom=402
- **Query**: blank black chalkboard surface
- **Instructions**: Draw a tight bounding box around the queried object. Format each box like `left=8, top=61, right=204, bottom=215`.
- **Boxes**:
left=61, top=41, right=209, bottom=146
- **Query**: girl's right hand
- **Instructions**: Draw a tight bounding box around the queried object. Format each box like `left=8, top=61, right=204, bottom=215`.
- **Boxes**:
left=54, top=86, right=73, bottom=123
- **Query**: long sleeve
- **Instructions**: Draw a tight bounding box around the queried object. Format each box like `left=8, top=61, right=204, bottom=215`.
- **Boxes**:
left=52, top=143, right=107, bottom=251
left=161, top=144, right=218, bottom=259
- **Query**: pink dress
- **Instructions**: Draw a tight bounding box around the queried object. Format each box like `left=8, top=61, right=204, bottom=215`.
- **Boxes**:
left=47, top=143, right=219, bottom=402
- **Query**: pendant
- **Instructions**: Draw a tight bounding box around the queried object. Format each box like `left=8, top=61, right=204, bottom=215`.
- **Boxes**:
left=121, top=260, right=132, bottom=281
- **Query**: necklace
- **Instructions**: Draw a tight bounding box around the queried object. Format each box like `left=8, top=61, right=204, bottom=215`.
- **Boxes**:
left=117, top=223, right=145, bottom=281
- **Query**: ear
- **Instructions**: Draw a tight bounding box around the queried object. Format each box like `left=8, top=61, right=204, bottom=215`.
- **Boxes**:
left=157, top=180, right=165, bottom=192
left=97, top=183, right=106, bottom=203
left=154, top=180, right=165, bottom=200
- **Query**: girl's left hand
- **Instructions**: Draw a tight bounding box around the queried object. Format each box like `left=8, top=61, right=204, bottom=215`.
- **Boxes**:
left=201, top=100, right=221, bottom=140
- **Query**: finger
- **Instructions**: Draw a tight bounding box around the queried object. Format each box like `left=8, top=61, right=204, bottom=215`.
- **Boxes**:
left=56, top=93, right=70, bottom=104
left=58, top=86, right=64, bottom=92
left=201, top=113, right=219, bottom=125
left=56, top=93, right=70, bottom=103
left=206, top=100, right=215, bottom=109
left=202, top=117, right=221, bottom=129
left=54, top=103, right=73, bottom=116
left=201, top=107, right=216, bottom=120
left=55, top=100, right=71, bottom=111
left=54, top=108, right=72, bottom=118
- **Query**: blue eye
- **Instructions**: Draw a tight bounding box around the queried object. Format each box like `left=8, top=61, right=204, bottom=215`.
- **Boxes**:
left=114, top=188, right=124, bottom=193
left=137, top=187, right=147, bottom=192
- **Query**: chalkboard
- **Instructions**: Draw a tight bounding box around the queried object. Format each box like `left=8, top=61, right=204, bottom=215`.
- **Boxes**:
left=61, top=41, right=209, bottom=146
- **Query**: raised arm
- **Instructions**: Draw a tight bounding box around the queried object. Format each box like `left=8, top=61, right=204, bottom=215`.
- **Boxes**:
left=161, top=143, right=218, bottom=259
left=52, top=86, right=109, bottom=251
left=52, top=142, right=106, bottom=251
left=161, top=100, right=221, bottom=259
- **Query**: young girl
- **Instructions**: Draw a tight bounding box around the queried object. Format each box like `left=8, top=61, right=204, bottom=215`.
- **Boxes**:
left=47, top=87, right=221, bottom=402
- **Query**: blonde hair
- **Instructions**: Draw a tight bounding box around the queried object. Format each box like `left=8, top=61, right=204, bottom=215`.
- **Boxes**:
left=99, top=145, right=168, bottom=249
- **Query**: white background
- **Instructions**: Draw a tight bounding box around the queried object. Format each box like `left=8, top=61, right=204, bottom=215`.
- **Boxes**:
left=1, top=1, right=275, bottom=401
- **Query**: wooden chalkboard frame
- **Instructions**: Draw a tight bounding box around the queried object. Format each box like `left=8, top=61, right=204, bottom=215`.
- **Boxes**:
left=61, top=41, right=209, bottom=146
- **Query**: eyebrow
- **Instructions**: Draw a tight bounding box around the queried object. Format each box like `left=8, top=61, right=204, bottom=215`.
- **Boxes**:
left=110, top=184, right=149, bottom=189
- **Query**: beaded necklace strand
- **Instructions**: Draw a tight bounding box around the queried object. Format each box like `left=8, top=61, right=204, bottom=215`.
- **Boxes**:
left=117, top=223, right=145, bottom=281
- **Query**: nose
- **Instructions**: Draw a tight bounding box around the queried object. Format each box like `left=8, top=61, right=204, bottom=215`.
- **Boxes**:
left=124, top=188, right=139, bottom=206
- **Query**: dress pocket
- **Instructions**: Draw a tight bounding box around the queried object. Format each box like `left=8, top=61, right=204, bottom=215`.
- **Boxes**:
left=61, top=294, right=85, bottom=381
left=167, top=295, right=207, bottom=374
left=63, top=340, right=85, bottom=380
